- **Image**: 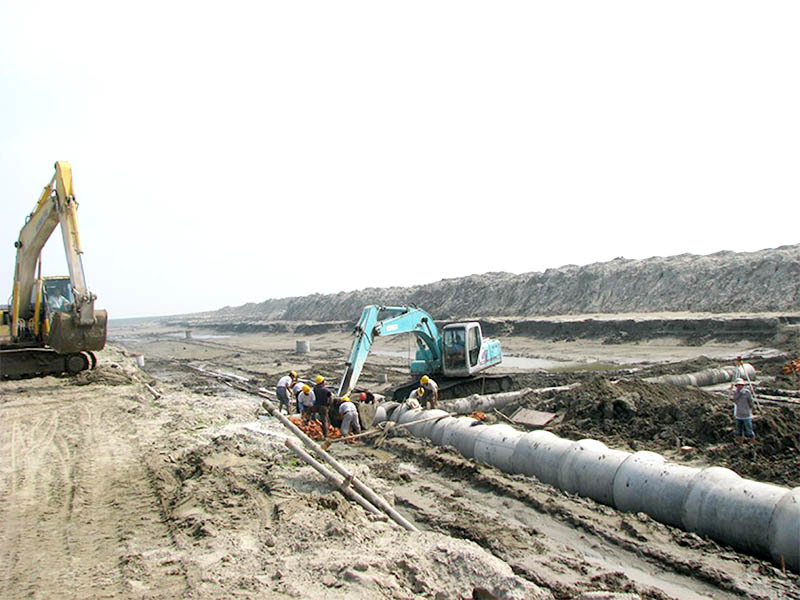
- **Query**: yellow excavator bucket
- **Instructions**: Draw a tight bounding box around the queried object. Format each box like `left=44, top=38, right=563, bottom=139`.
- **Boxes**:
left=48, top=309, right=108, bottom=354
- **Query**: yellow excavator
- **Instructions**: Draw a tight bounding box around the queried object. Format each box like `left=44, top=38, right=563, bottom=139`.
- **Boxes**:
left=0, top=161, right=107, bottom=378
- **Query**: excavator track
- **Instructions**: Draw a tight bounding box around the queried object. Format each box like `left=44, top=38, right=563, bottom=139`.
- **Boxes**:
left=390, top=374, right=513, bottom=402
left=0, top=347, right=96, bottom=380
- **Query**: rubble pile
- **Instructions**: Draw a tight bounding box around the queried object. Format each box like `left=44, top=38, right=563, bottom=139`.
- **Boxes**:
left=288, top=415, right=342, bottom=441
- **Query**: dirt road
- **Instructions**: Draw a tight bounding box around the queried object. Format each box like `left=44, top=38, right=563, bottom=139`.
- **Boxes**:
left=1, top=321, right=798, bottom=599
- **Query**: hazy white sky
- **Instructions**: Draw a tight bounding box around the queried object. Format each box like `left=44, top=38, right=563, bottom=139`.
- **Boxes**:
left=1, top=1, right=798, bottom=318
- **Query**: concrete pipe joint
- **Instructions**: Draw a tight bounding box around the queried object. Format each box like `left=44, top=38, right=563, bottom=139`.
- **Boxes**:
left=558, top=439, right=630, bottom=507
left=612, top=451, right=700, bottom=528
left=472, top=424, right=524, bottom=473
left=429, top=416, right=459, bottom=446
left=440, top=417, right=480, bottom=455
left=510, top=430, right=575, bottom=486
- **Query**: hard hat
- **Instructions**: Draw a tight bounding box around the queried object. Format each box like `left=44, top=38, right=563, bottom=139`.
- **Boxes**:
left=315, top=375, right=324, bottom=384
left=417, top=387, right=425, bottom=396
left=359, top=392, right=366, bottom=401
left=302, top=384, right=311, bottom=394
left=420, top=375, right=429, bottom=385
left=734, top=378, right=746, bottom=385
left=341, top=395, right=350, bottom=403
left=290, top=370, right=297, bottom=378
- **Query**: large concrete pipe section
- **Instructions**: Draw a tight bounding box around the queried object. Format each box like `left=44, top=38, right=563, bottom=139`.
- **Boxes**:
left=648, top=363, right=756, bottom=387
left=374, top=403, right=799, bottom=571
left=558, top=439, right=630, bottom=506
left=473, top=424, right=523, bottom=472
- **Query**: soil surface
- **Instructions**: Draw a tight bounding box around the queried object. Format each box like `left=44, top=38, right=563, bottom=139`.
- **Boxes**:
left=2, top=319, right=799, bottom=599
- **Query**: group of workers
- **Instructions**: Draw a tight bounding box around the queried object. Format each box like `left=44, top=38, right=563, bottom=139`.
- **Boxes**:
left=276, top=370, right=441, bottom=440
left=275, top=370, right=370, bottom=440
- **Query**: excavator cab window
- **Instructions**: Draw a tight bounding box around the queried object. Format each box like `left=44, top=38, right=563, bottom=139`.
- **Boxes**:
left=468, top=325, right=481, bottom=367
left=43, top=279, right=74, bottom=315
left=443, top=327, right=467, bottom=369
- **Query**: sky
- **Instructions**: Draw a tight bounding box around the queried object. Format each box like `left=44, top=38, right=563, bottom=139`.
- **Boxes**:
left=1, top=1, right=798, bottom=319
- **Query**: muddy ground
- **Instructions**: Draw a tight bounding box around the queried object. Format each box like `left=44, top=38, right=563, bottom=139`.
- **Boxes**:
left=1, top=319, right=799, bottom=599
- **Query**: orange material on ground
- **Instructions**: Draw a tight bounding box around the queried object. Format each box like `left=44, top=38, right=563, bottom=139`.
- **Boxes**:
left=288, top=415, right=342, bottom=440
left=469, top=411, right=487, bottom=422
left=782, top=359, right=800, bottom=375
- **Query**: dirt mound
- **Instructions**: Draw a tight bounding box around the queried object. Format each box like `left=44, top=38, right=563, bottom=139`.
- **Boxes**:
left=537, top=377, right=800, bottom=487
left=207, top=244, right=800, bottom=321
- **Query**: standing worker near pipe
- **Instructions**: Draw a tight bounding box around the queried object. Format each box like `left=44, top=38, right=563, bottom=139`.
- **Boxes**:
left=730, top=378, right=756, bottom=443
left=312, top=375, right=332, bottom=439
left=275, top=370, right=298, bottom=414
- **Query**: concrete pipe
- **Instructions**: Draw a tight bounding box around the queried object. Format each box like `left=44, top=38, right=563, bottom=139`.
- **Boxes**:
left=515, top=430, right=575, bottom=486
left=440, top=417, right=480, bottom=451
left=613, top=452, right=699, bottom=527
left=650, top=363, right=756, bottom=387
left=295, top=340, right=310, bottom=354
left=558, top=440, right=630, bottom=506
left=397, top=408, right=426, bottom=436
left=415, top=409, right=450, bottom=440
left=510, top=430, right=559, bottom=477
left=683, top=468, right=790, bottom=556
left=473, top=425, right=524, bottom=473
left=769, top=487, right=800, bottom=571
left=429, top=416, right=458, bottom=446
left=451, top=422, right=489, bottom=459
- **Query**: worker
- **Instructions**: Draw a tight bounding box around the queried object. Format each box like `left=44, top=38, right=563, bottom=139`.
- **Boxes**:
left=46, top=289, right=69, bottom=313
left=338, top=395, right=361, bottom=441
left=291, top=380, right=305, bottom=413
left=312, top=374, right=332, bottom=438
left=275, top=370, right=298, bottom=415
left=405, top=386, right=425, bottom=410
left=296, top=384, right=315, bottom=422
left=730, top=378, right=756, bottom=443
left=419, top=375, right=439, bottom=409
left=359, top=391, right=376, bottom=404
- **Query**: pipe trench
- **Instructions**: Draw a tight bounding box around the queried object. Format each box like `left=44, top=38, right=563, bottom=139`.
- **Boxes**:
left=376, top=403, right=800, bottom=572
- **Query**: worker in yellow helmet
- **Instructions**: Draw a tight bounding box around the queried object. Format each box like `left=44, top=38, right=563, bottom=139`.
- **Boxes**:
left=311, top=375, right=331, bottom=438
left=276, top=370, right=299, bottom=414
left=419, top=375, right=439, bottom=409
left=338, top=395, right=361, bottom=441
left=297, top=384, right=315, bottom=422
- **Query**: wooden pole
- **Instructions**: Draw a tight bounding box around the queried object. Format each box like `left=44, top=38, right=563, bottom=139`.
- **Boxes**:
left=284, top=439, right=385, bottom=520
left=260, top=395, right=419, bottom=532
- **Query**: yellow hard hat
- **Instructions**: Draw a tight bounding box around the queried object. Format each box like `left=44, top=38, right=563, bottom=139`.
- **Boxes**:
left=420, top=375, right=429, bottom=385
left=302, top=385, right=311, bottom=394
left=341, top=395, right=350, bottom=403
left=417, top=387, right=425, bottom=396
left=315, top=375, right=324, bottom=384
left=290, top=370, right=298, bottom=378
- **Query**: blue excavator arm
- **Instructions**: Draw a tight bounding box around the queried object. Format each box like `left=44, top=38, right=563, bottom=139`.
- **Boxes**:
left=337, top=305, right=442, bottom=396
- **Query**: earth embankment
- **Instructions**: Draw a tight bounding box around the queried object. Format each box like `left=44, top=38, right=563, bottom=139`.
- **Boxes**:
left=209, top=244, right=800, bottom=322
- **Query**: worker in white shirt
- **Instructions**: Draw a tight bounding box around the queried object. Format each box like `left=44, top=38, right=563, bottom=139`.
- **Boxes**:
left=338, top=396, right=361, bottom=441
left=275, top=370, right=298, bottom=414
left=291, top=381, right=305, bottom=413
left=296, top=384, right=316, bottom=422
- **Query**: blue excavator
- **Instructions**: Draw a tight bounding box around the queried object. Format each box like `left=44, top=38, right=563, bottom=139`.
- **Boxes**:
left=337, top=305, right=512, bottom=401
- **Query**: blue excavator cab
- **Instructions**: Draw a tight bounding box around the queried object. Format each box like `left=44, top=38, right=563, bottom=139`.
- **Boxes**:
left=440, top=322, right=502, bottom=377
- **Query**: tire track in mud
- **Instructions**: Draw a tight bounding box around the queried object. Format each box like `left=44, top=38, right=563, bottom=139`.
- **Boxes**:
left=0, top=383, right=190, bottom=599
left=373, top=438, right=798, bottom=600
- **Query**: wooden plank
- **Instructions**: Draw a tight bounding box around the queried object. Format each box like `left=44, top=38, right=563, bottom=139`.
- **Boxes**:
left=510, top=407, right=557, bottom=428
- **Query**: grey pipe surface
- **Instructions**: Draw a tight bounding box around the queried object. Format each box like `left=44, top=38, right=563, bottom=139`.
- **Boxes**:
left=376, top=403, right=799, bottom=571
left=647, top=363, right=756, bottom=387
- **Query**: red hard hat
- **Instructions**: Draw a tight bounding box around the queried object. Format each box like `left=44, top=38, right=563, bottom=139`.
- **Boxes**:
left=359, top=392, right=366, bottom=401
